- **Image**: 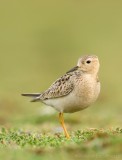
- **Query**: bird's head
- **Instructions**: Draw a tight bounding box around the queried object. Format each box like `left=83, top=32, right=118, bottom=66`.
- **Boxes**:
left=77, top=55, right=100, bottom=75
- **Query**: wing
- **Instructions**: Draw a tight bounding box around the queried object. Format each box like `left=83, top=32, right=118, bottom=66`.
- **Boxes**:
left=66, top=66, right=78, bottom=73
left=39, top=74, right=74, bottom=100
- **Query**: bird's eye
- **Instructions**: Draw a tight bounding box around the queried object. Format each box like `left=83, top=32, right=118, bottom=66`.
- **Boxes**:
left=86, top=60, right=91, bottom=64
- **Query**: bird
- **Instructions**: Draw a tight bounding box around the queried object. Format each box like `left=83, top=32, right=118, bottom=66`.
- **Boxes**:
left=22, top=55, right=100, bottom=139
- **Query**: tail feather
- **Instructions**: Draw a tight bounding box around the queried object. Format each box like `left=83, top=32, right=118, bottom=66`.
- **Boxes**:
left=30, top=96, right=41, bottom=102
left=21, top=93, right=41, bottom=102
left=21, top=93, right=41, bottom=97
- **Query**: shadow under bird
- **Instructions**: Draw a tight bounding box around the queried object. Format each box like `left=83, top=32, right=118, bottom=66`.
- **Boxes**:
left=22, top=55, right=100, bottom=138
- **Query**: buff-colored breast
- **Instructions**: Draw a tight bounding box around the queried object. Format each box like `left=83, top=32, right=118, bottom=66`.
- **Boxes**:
left=44, top=74, right=100, bottom=113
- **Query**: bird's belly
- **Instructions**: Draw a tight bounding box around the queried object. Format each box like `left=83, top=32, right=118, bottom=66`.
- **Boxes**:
left=44, top=94, right=86, bottom=113
left=44, top=81, right=100, bottom=113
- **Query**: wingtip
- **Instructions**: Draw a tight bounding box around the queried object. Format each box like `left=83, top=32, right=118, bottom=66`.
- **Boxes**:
left=21, top=93, right=25, bottom=96
left=21, top=93, right=30, bottom=96
left=21, top=93, right=41, bottom=97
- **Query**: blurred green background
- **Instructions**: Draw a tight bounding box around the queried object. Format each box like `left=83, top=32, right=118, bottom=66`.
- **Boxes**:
left=0, top=0, right=122, bottom=159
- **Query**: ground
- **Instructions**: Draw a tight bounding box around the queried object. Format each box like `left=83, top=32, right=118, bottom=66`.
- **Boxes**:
left=0, top=103, right=122, bottom=160
left=0, top=0, right=122, bottom=159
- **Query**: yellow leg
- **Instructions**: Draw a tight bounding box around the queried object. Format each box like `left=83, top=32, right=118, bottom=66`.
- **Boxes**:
left=59, top=113, right=70, bottom=139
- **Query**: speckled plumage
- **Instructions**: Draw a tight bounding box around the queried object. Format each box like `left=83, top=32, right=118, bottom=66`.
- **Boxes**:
left=22, top=55, right=100, bottom=138
left=22, top=55, right=100, bottom=113
left=40, top=74, right=74, bottom=100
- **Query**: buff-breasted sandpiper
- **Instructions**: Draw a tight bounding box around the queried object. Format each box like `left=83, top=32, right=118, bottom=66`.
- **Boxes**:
left=22, top=55, right=100, bottom=138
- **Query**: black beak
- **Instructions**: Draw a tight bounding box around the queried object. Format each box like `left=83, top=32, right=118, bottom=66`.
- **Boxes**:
left=66, top=66, right=78, bottom=73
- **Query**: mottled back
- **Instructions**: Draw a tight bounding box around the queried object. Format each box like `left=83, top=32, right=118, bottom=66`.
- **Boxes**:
left=40, top=74, right=74, bottom=100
